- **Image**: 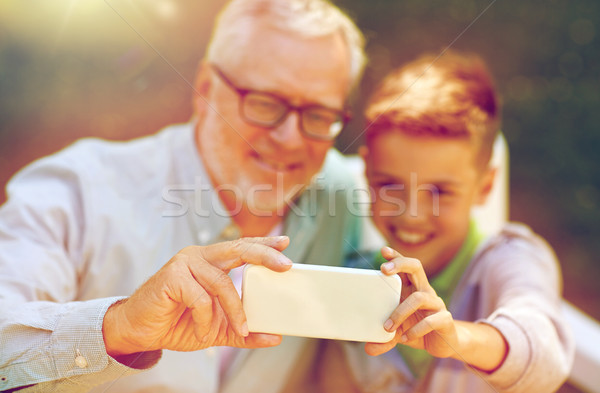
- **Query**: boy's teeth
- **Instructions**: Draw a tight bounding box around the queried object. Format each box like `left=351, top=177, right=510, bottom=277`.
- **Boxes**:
left=395, top=230, right=428, bottom=244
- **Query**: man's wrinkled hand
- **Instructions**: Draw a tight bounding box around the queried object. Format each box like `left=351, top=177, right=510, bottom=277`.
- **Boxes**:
left=102, top=236, right=292, bottom=356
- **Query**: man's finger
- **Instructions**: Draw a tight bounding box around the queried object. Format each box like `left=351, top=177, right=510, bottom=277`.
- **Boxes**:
left=239, top=333, right=283, bottom=348
left=244, top=236, right=290, bottom=251
left=236, top=242, right=293, bottom=271
left=182, top=278, right=214, bottom=342
left=201, top=237, right=293, bottom=272
left=187, top=262, right=248, bottom=337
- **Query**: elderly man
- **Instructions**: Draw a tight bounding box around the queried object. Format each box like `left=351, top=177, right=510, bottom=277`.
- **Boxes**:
left=0, top=1, right=404, bottom=392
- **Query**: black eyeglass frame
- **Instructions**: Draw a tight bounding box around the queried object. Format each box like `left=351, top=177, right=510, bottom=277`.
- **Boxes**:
left=210, top=63, right=351, bottom=141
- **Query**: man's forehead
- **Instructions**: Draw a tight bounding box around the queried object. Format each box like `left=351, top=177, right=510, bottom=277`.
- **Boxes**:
left=222, top=25, right=351, bottom=106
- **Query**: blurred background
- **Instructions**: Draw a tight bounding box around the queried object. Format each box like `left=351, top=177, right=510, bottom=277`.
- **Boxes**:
left=0, top=1, right=598, bottom=389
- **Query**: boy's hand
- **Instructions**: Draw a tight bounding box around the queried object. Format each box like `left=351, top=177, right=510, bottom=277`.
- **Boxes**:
left=365, top=246, right=459, bottom=358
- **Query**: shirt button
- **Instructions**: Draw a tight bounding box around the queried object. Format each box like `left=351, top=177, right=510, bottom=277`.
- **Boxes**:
left=75, top=352, right=88, bottom=369
left=197, top=230, right=211, bottom=245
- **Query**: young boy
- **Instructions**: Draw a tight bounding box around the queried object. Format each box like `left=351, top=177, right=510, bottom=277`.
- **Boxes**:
left=360, top=52, right=574, bottom=392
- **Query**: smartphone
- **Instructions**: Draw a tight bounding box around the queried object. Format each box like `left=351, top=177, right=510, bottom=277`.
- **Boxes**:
left=242, top=263, right=402, bottom=343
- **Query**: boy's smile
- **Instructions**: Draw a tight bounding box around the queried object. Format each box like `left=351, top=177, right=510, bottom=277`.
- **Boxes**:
left=364, top=131, right=494, bottom=276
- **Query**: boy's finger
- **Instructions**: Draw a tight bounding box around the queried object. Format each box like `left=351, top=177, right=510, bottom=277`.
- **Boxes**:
left=364, top=332, right=401, bottom=356
left=380, top=254, right=431, bottom=292
left=384, top=291, right=445, bottom=332
left=402, top=311, right=454, bottom=343
left=381, top=246, right=402, bottom=260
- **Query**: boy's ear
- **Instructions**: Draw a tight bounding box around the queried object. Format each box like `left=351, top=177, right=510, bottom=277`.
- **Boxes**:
left=358, top=145, right=369, bottom=160
left=358, top=145, right=369, bottom=175
left=475, top=167, right=497, bottom=205
left=193, top=61, right=213, bottom=120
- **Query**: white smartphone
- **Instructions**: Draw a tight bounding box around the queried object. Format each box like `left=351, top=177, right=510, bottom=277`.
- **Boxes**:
left=242, top=263, right=402, bottom=343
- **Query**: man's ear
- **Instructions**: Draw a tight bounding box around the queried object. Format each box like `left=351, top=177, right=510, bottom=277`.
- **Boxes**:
left=193, top=61, right=213, bottom=120
left=475, top=167, right=497, bottom=205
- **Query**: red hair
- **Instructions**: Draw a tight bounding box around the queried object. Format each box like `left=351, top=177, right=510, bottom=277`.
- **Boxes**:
left=365, top=51, right=501, bottom=168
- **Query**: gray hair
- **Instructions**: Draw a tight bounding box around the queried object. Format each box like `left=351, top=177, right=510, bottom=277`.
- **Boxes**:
left=205, top=0, right=366, bottom=90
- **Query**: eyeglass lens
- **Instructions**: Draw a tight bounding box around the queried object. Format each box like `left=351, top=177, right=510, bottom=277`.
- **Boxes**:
left=242, top=92, right=343, bottom=138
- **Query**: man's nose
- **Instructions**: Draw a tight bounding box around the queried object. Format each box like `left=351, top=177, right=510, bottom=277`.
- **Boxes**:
left=269, top=110, right=304, bottom=148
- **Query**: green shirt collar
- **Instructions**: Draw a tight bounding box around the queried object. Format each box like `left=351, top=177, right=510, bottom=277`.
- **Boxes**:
left=430, top=220, right=484, bottom=307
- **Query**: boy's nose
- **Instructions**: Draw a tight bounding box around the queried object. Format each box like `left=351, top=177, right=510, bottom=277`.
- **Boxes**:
left=404, top=187, right=438, bottom=222
left=401, top=205, right=429, bottom=224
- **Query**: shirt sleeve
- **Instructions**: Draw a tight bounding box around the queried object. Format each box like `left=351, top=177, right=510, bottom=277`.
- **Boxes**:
left=0, top=297, right=161, bottom=392
left=473, top=225, right=574, bottom=393
left=0, top=154, right=160, bottom=392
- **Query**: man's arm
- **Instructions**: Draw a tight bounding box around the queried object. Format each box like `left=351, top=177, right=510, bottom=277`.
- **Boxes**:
left=0, top=158, right=291, bottom=391
left=1, top=237, right=292, bottom=392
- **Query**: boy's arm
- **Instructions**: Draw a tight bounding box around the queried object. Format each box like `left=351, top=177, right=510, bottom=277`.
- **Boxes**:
left=450, top=321, right=508, bottom=372
left=470, top=226, right=574, bottom=391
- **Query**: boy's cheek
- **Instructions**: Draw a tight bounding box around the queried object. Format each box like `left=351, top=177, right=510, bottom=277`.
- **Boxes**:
left=371, top=205, right=397, bottom=237
left=373, top=205, right=399, bottom=222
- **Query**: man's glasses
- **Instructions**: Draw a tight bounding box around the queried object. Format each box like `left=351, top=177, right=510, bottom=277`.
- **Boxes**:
left=210, top=64, right=350, bottom=141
